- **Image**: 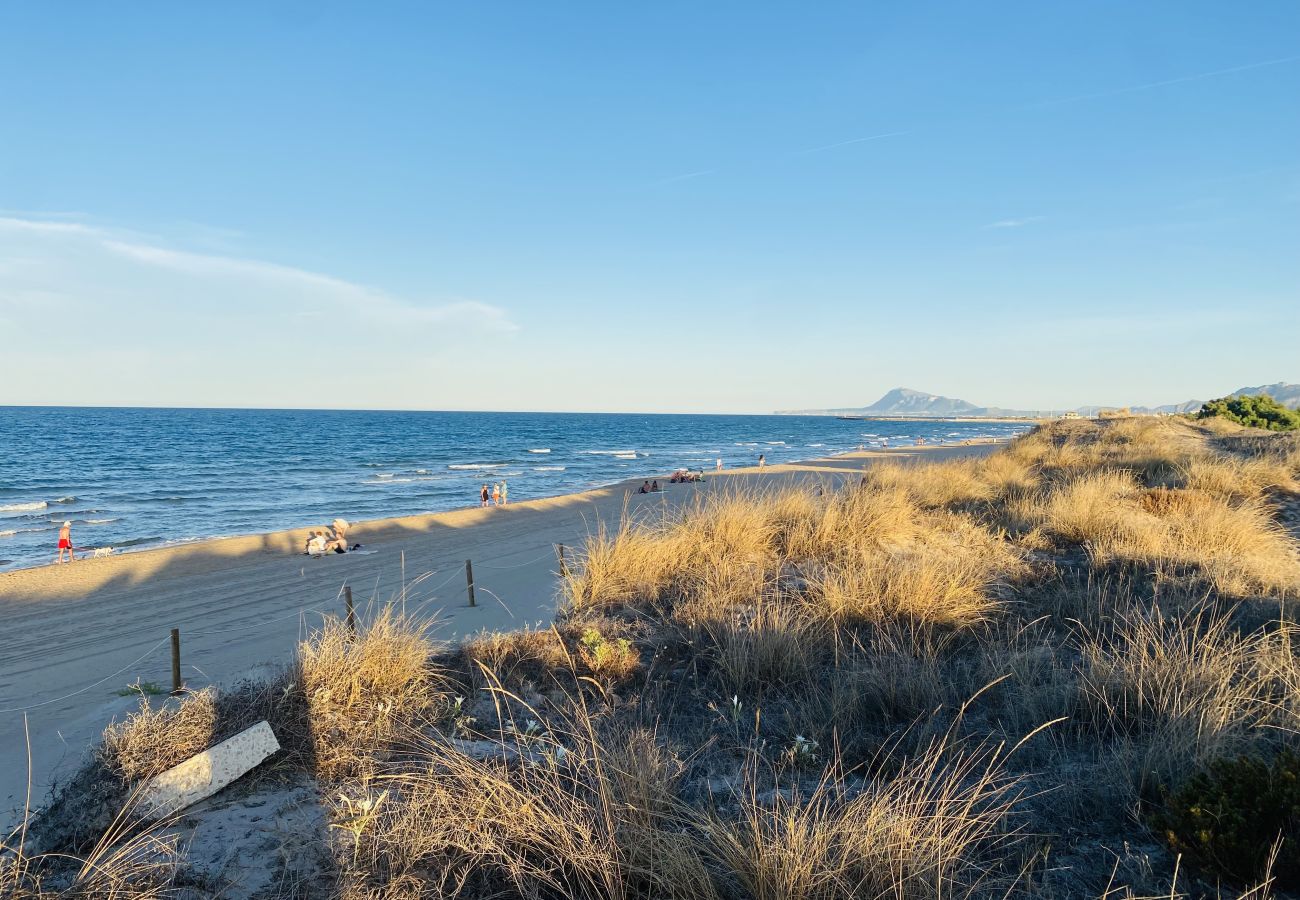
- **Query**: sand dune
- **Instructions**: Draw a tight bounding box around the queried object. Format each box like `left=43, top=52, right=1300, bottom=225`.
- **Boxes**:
left=0, top=443, right=998, bottom=827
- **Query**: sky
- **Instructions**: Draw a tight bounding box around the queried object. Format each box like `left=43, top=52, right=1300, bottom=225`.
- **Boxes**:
left=1, top=2, right=1297, bottom=414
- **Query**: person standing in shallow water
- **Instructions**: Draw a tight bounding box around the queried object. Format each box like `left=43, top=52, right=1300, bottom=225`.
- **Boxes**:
left=501, top=481, right=508, bottom=505
left=56, top=520, right=75, bottom=563
left=492, top=483, right=502, bottom=506
left=480, top=484, right=490, bottom=507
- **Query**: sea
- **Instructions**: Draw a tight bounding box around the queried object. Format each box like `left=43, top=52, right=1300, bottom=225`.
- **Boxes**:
left=0, top=407, right=1033, bottom=572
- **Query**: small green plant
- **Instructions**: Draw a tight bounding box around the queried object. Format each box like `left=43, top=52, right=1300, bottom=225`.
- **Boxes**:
left=505, top=718, right=545, bottom=747
left=577, top=627, right=639, bottom=680
left=115, top=680, right=165, bottom=697
left=448, top=695, right=476, bottom=738
left=1198, top=393, right=1300, bottom=432
left=331, top=787, right=390, bottom=865
left=785, top=734, right=820, bottom=768
left=1151, top=749, right=1300, bottom=888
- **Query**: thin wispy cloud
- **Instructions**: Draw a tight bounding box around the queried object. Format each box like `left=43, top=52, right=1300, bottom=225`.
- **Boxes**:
left=983, top=216, right=1045, bottom=229
left=0, top=216, right=516, bottom=333
left=0, top=214, right=519, bottom=406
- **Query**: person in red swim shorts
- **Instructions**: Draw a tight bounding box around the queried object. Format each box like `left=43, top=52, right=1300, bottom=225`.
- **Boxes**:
left=56, top=520, right=76, bottom=563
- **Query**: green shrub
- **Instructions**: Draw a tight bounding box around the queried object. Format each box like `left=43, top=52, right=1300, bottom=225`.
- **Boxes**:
left=1198, top=394, right=1300, bottom=432
left=1151, top=749, right=1300, bottom=887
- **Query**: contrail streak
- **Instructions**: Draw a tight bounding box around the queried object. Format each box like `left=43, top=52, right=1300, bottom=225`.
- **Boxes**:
left=801, top=130, right=911, bottom=154
left=1023, top=53, right=1300, bottom=110
left=648, top=52, right=1300, bottom=184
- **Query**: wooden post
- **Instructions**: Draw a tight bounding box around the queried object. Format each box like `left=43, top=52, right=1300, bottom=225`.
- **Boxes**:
left=170, top=628, right=183, bottom=695
left=344, top=585, right=356, bottom=636
left=556, top=543, right=569, bottom=577
left=465, top=559, right=476, bottom=607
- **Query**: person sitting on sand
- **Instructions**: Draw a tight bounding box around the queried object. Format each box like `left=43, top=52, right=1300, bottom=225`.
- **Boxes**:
left=324, top=518, right=351, bottom=554
left=56, top=520, right=76, bottom=563
left=306, top=530, right=329, bottom=556
left=639, top=480, right=651, bottom=494
left=651, top=479, right=660, bottom=492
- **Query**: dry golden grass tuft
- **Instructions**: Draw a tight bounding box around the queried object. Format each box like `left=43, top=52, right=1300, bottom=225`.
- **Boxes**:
left=99, top=688, right=219, bottom=782
left=340, top=721, right=721, bottom=900
left=2, top=794, right=179, bottom=899
left=701, top=599, right=822, bottom=695
left=1014, top=462, right=1300, bottom=597
left=706, top=739, right=1022, bottom=900
left=462, top=625, right=570, bottom=687
left=299, top=607, right=447, bottom=780
left=807, top=512, right=1022, bottom=629
left=1069, top=606, right=1300, bottom=822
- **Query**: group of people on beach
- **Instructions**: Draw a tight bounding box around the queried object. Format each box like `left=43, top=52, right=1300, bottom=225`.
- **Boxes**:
left=480, top=481, right=508, bottom=507
left=305, top=518, right=357, bottom=557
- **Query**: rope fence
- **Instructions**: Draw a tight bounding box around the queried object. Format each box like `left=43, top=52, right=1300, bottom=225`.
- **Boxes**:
left=0, top=635, right=171, bottom=714
left=1, top=538, right=581, bottom=719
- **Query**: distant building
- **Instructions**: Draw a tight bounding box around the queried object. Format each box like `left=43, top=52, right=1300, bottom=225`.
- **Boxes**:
left=1060, top=411, right=1081, bottom=419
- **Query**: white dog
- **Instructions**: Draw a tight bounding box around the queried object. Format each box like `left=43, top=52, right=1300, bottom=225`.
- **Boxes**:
left=91, top=547, right=114, bottom=559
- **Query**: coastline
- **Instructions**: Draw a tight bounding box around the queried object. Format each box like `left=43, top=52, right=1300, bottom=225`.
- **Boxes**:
left=0, top=439, right=1006, bottom=593
left=0, top=440, right=1007, bottom=825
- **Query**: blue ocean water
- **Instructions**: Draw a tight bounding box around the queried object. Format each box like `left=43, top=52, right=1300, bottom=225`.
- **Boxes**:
left=0, top=407, right=1032, bottom=571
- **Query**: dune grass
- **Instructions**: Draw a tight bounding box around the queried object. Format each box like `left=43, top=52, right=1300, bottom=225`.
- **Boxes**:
left=21, top=415, right=1300, bottom=898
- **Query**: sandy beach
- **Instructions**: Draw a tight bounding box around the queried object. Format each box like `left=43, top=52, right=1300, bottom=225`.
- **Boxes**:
left=0, top=442, right=999, bottom=827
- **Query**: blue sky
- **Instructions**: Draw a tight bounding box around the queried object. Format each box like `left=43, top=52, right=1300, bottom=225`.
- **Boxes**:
left=1, top=2, right=1296, bottom=413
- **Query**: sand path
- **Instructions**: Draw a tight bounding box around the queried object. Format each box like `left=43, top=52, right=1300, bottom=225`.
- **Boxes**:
left=0, top=444, right=998, bottom=826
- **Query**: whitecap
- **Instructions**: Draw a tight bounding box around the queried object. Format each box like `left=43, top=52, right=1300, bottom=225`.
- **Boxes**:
left=534, top=466, right=566, bottom=471
left=528, top=448, right=552, bottom=454
left=448, top=463, right=504, bottom=470
left=582, top=450, right=637, bottom=456
left=0, top=501, right=47, bottom=513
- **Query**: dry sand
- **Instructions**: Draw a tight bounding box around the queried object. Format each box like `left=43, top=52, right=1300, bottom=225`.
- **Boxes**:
left=0, top=443, right=1000, bottom=827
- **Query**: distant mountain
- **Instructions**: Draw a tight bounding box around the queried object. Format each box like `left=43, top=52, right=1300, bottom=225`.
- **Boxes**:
left=778, top=388, right=994, bottom=418
left=1146, top=383, right=1300, bottom=415
left=777, top=382, right=1300, bottom=418
left=851, top=388, right=980, bottom=417
left=1225, top=382, right=1300, bottom=408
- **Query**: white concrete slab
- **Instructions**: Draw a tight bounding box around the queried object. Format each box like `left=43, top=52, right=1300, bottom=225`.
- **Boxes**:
left=139, top=720, right=280, bottom=818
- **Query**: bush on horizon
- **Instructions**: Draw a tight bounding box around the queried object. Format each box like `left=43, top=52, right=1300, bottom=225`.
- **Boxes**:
left=1198, top=393, right=1300, bottom=432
